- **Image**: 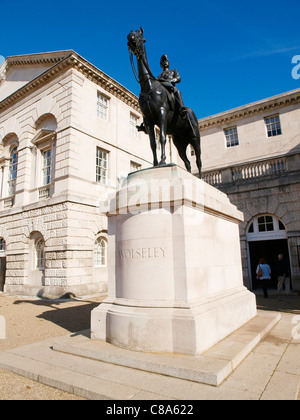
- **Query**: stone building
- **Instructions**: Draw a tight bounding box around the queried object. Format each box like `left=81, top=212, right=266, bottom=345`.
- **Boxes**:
left=0, top=50, right=162, bottom=298
left=195, top=89, right=300, bottom=292
left=0, top=50, right=299, bottom=298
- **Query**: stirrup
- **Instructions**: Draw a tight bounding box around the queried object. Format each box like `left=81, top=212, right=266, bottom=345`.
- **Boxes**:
left=180, top=107, right=188, bottom=119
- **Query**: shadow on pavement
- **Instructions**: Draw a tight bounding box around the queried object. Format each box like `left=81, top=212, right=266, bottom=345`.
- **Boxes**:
left=256, top=293, right=300, bottom=315
left=13, top=298, right=104, bottom=333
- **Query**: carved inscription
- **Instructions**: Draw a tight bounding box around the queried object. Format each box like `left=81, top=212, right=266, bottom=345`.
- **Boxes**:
left=118, top=247, right=166, bottom=260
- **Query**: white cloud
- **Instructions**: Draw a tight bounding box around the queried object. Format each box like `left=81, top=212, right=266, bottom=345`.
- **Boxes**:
left=0, top=55, right=5, bottom=67
left=228, top=45, right=300, bottom=63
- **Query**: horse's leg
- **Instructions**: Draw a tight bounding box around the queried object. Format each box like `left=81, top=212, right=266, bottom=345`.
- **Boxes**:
left=148, top=123, right=158, bottom=166
left=190, top=137, right=202, bottom=179
left=158, top=107, right=167, bottom=165
left=174, top=138, right=191, bottom=172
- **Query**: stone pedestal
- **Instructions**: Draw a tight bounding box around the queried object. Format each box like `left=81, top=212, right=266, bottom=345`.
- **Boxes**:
left=91, top=164, right=257, bottom=355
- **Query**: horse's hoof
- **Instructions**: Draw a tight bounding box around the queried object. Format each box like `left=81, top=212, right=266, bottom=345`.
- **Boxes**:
left=158, top=160, right=166, bottom=166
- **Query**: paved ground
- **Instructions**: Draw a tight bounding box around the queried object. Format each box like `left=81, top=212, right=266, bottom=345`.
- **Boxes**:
left=0, top=291, right=299, bottom=400
left=0, top=293, right=105, bottom=400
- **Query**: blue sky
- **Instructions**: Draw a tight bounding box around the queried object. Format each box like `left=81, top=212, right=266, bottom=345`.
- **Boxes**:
left=1, top=0, right=300, bottom=118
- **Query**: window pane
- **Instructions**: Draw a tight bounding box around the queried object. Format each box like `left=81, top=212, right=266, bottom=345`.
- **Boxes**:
left=96, top=148, right=108, bottom=184
left=265, top=115, right=282, bottom=137
left=97, top=93, right=108, bottom=120
left=257, top=215, right=274, bottom=232
left=224, top=127, right=239, bottom=147
left=8, top=147, right=18, bottom=195
left=130, top=161, right=141, bottom=172
left=42, top=149, right=52, bottom=186
left=0, top=239, right=5, bottom=251
left=130, top=114, right=138, bottom=137
left=36, top=239, right=45, bottom=269
left=95, top=238, right=107, bottom=267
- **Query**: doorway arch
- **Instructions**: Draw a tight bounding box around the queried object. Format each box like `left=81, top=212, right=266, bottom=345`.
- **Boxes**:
left=246, top=214, right=291, bottom=290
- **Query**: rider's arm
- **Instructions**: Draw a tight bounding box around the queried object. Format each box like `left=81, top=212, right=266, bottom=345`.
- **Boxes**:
left=171, top=69, right=181, bottom=84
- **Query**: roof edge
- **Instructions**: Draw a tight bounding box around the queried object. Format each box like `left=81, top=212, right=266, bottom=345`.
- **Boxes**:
left=198, top=88, right=300, bottom=129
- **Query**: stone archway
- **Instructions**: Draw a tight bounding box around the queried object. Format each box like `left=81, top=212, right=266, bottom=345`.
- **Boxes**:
left=246, top=214, right=291, bottom=290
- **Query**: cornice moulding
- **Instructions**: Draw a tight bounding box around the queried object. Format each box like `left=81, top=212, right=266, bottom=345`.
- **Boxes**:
left=198, top=90, right=300, bottom=130
left=0, top=52, right=140, bottom=113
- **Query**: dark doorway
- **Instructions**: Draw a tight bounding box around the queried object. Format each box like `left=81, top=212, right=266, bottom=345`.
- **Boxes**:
left=0, top=257, right=6, bottom=292
left=248, top=239, right=291, bottom=290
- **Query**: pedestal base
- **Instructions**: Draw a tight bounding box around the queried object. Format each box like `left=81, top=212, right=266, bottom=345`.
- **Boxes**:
left=91, top=286, right=256, bottom=355
left=91, top=165, right=257, bottom=355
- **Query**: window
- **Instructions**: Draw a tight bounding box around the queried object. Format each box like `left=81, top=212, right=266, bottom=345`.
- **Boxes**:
left=130, top=113, right=138, bottom=137
left=41, top=149, right=52, bottom=186
left=265, top=115, right=282, bottom=137
left=8, top=147, right=18, bottom=196
left=190, top=145, right=195, bottom=156
left=257, top=215, right=274, bottom=232
left=224, top=127, right=239, bottom=148
left=248, top=223, right=254, bottom=233
left=35, top=239, right=45, bottom=270
left=97, top=93, right=108, bottom=120
left=130, top=161, right=141, bottom=173
left=247, top=215, right=286, bottom=236
left=96, top=148, right=109, bottom=184
left=0, top=238, right=5, bottom=252
left=95, top=237, right=107, bottom=267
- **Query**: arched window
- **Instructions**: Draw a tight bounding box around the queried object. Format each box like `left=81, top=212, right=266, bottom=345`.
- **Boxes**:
left=247, top=215, right=286, bottom=241
left=8, top=146, right=18, bottom=196
left=94, top=237, right=107, bottom=267
left=35, top=238, right=45, bottom=270
left=32, top=114, right=57, bottom=199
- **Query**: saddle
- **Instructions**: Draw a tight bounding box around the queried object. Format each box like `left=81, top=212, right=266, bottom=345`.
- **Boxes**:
left=160, top=83, right=175, bottom=111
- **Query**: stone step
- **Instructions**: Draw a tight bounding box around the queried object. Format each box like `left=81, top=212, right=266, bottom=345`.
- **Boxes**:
left=53, top=312, right=281, bottom=387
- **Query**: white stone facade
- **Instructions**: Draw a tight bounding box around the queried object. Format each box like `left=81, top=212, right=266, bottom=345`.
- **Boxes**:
left=0, top=50, right=167, bottom=297
left=197, top=90, right=300, bottom=291
left=0, top=50, right=299, bottom=297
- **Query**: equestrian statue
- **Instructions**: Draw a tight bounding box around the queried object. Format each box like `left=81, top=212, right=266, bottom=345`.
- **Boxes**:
left=127, top=28, right=202, bottom=178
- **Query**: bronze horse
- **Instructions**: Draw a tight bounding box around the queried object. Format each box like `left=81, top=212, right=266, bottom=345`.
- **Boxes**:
left=127, top=28, right=202, bottom=178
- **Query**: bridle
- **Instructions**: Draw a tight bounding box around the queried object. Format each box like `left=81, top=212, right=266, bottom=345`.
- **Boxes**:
left=128, top=31, right=156, bottom=84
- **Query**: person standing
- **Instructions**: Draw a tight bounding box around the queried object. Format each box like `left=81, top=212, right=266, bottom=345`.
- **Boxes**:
left=277, top=254, right=291, bottom=295
left=256, top=258, right=271, bottom=298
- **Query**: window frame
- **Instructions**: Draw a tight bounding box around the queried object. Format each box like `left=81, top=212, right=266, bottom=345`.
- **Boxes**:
left=35, top=238, right=45, bottom=270
left=130, top=113, right=139, bottom=137
left=94, top=236, right=107, bottom=268
left=97, top=92, right=109, bottom=120
left=265, top=114, right=282, bottom=138
left=224, top=126, right=239, bottom=148
left=7, top=146, right=18, bottom=196
left=41, top=148, right=53, bottom=187
left=130, top=161, right=141, bottom=173
left=96, top=147, right=109, bottom=185
left=247, top=215, right=286, bottom=241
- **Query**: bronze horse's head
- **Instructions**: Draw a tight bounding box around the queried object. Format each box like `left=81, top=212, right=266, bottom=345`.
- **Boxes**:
left=127, top=28, right=145, bottom=58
